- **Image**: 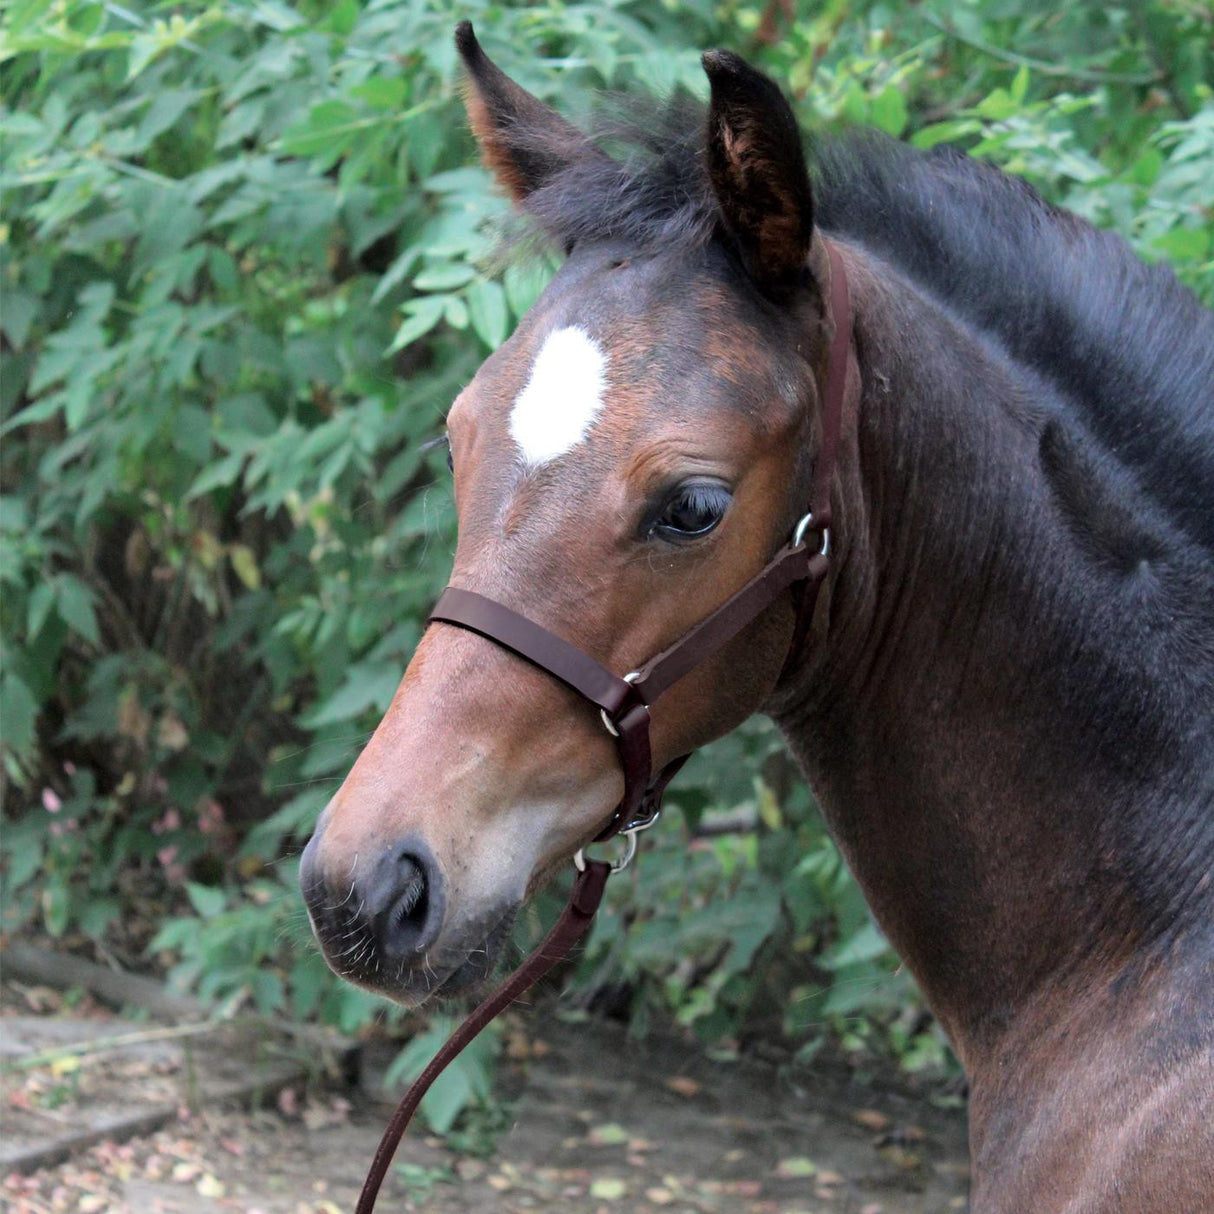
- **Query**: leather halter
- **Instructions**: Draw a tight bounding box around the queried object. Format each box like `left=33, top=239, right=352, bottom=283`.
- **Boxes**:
left=355, top=242, right=852, bottom=1213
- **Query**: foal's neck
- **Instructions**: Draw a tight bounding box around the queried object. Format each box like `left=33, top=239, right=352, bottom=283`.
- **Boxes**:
left=772, top=244, right=1213, bottom=1074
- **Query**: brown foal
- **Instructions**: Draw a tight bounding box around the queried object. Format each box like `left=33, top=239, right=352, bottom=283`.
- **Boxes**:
left=302, top=25, right=1214, bottom=1211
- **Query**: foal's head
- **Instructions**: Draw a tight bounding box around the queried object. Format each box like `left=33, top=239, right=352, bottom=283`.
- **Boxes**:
left=301, top=27, right=840, bottom=1002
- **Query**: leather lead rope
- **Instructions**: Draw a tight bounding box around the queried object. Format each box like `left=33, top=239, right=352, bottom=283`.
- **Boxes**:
left=355, top=861, right=609, bottom=1214
left=354, top=242, right=851, bottom=1212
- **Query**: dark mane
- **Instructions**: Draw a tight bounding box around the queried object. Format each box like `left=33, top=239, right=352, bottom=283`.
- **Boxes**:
left=514, top=95, right=1214, bottom=551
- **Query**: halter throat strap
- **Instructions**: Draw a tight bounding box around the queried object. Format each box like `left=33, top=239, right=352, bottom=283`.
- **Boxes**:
left=354, top=241, right=852, bottom=1214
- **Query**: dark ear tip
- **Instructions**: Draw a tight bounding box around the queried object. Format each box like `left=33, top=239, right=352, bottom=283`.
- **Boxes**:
left=702, top=49, right=748, bottom=78
left=454, top=20, right=479, bottom=59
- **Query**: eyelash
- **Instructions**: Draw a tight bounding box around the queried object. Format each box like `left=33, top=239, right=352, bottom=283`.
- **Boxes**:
left=422, top=432, right=454, bottom=473
left=647, top=481, right=732, bottom=542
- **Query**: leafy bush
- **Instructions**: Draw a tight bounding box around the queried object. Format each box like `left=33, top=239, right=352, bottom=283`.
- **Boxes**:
left=2, top=0, right=1209, bottom=1129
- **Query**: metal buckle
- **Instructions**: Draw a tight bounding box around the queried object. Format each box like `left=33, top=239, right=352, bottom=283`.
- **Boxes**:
left=791, top=511, right=830, bottom=557
left=574, top=809, right=661, bottom=875
left=600, top=671, right=642, bottom=737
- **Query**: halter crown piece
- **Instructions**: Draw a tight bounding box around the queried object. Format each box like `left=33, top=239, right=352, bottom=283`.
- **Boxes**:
left=355, top=243, right=853, bottom=1212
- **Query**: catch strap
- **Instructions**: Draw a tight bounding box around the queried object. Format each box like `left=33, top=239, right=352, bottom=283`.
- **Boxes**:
left=355, top=859, right=612, bottom=1214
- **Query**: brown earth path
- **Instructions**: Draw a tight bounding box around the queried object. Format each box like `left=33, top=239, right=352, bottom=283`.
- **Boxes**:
left=1, top=978, right=969, bottom=1213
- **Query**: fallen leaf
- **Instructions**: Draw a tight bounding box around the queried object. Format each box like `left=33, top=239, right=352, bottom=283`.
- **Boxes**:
left=588, top=1123, right=629, bottom=1146
left=724, top=1179, right=762, bottom=1195
left=877, top=1146, right=921, bottom=1171
left=196, top=1174, right=225, bottom=1198
left=663, top=1076, right=700, bottom=1098
left=589, top=1177, right=627, bottom=1200
left=852, top=1108, right=890, bottom=1131
left=776, top=1157, right=818, bottom=1179
left=645, top=1188, right=674, bottom=1205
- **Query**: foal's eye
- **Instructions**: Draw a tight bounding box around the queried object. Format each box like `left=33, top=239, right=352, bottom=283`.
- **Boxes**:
left=650, top=481, right=732, bottom=541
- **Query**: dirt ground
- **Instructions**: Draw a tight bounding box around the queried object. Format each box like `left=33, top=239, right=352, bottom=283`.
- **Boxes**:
left=0, top=977, right=970, bottom=1213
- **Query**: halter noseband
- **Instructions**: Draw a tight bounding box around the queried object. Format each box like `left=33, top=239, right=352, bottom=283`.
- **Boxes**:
left=355, top=242, right=852, bottom=1212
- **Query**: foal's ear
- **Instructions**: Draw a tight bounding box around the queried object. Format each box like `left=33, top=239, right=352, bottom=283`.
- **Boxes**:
left=702, top=50, right=815, bottom=294
left=455, top=21, right=587, bottom=205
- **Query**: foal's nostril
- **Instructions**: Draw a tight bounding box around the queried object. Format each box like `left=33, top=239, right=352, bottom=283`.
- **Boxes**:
left=381, top=854, right=430, bottom=958
left=373, top=846, right=444, bottom=960
left=301, top=834, right=446, bottom=973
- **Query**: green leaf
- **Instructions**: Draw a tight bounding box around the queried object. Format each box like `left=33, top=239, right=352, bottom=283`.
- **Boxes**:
left=1126, top=148, right=1163, bottom=188
left=186, top=882, right=227, bottom=919
left=248, top=968, right=285, bottom=1014
left=43, top=883, right=70, bottom=937
left=78, top=897, right=121, bottom=938
left=302, top=666, right=402, bottom=727
left=871, top=85, right=908, bottom=138
left=976, top=87, right=1017, bottom=121
left=325, top=0, right=358, bottom=34
left=821, top=920, right=892, bottom=970
left=55, top=574, right=100, bottom=646
left=4, top=819, right=44, bottom=890
left=28, top=581, right=56, bottom=638
left=413, top=262, right=476, bottom=291
left=0, top=672, right=38, bottom=754
left=1009, top=64, right=1030, bottom=105
left=186, top=452, right=246, bottom=500
left=352, top=78, right=406, bottom=110
left=229, top=544, right=261, bottom=590
left=503, top=261, right=553, bottom=318
left=443, top=295, right=468, bottom=329
left=1153, top=226, right=1209, bottom=263
left=0, top=497, right=28, bottom=533
left=466, top=280, right=508, bottom=350
left=387, top=297, right=444, bottom=354
left=0, top=289, right=38, bottom=350
left=371, top=248, right=421, bottom=305
left=280, top=100, right=359, bottom=158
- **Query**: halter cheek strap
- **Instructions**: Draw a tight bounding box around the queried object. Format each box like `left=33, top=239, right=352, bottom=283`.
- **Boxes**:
left=354, top=241, right=852, bottom=1213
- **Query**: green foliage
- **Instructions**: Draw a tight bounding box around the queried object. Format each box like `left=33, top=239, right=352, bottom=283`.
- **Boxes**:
left=383, top=1014, right=501, bottom=1135
left=1, top=0, right=1209, bottom=1134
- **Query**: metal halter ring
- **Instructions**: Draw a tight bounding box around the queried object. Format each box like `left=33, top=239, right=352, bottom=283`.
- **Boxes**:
left=574, top=830, right=637, bottom=875
left=574, top=809, right=661, bottom=875
left=792, top=511, right=830, bottom=557
left=600, top=671, right=642, bottom=737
